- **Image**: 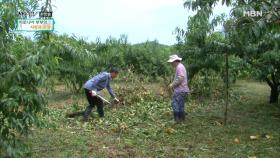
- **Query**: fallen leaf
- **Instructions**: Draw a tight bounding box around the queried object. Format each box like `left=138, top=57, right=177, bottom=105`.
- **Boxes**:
left=164, top=127, right=175, bottom=135
left=265, top=135, right=271, bottom=139
left=250, top=135, right=259, bottom=140
left=214, top=121, right=222, bottom=126
left=234, top=138, right=240, bottom=144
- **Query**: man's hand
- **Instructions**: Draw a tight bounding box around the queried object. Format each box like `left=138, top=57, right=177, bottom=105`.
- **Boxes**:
left=90, top=90, right=97, bottom=96
left=168, top=84, right=173, bottom=89
left=168, top=84, right=174, bottom=96
left=114, top=97, right=120, bottom=103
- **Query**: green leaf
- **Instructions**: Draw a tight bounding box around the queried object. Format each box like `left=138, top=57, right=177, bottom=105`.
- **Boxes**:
left=252, top=25, right=260, bottom=38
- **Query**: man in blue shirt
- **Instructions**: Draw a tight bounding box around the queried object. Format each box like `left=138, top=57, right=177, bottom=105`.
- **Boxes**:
left=83, top=68, right=119, bottom=120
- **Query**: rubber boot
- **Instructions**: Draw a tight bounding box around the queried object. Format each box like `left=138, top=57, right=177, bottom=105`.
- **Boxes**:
left=179, top=111, right=186, bottom=121
left=173, top=112, right=180, bottom=123
left=97, top=104, right=104, bottom=117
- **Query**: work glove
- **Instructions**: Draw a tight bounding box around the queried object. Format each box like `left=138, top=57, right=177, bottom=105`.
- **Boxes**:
left=90, top=90, right=97, bottom=96
left=114, top=97, right=120, bottom=103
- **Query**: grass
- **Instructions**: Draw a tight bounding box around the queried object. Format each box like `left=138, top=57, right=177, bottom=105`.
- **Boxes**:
left=28, top=80, right=280, bottom=158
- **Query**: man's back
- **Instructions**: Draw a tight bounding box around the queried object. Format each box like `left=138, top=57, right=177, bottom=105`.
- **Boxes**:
left=84, top=72, right=110, bottom=91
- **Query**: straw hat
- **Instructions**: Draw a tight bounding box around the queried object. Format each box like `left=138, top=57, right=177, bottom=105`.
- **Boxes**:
left=167, top=54, right=182, bottom=63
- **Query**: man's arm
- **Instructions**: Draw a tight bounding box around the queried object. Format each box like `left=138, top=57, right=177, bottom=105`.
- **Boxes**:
left=106, top=81, right=115, bottom=98
left=170, top=75, right=184, bottom=88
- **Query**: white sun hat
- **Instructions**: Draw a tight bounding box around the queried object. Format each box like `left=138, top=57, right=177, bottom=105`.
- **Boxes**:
left=167, top=54, right=182, bottom=63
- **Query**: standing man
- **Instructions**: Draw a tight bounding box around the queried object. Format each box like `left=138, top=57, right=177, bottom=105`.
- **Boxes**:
left=167, top=55, right=190, bottom=123
left=83, top=68, right=119, bottom=121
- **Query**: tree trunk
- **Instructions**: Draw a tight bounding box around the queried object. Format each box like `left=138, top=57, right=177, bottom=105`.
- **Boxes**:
left=270, top=85, right=279, bottom=104
left=224, top=51, right=229, bottom=125
left=266, top=76, right=279, bottom=104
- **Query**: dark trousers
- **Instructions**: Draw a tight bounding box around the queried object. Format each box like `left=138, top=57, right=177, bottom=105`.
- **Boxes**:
left=84, top=89, right=104, bottom=119
left=172, top=92, right=187, bottom=121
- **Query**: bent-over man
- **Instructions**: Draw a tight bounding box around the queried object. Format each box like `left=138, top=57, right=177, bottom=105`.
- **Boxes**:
left=83, top=68, right=119, bottom=121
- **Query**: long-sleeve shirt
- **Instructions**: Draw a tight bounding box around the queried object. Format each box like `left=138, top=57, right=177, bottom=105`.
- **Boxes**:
left=83, top=72, right=115, bottom=98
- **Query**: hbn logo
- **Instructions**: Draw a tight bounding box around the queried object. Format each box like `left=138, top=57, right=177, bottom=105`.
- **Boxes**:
left=243, top=10, right=263, bottom=17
